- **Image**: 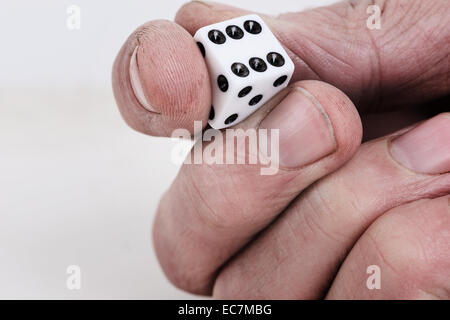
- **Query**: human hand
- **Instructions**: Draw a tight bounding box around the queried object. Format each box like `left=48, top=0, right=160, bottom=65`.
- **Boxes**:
left=112, top=0, right=450, bottom=299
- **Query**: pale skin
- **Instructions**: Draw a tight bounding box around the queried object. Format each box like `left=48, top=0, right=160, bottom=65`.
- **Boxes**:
left=112, top=0, right=450, bottom=299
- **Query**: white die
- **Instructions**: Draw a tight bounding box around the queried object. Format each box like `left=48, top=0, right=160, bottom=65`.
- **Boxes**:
left=194, top=14, right=294, bottom=129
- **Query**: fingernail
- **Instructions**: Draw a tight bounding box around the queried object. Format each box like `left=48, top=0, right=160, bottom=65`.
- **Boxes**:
left=259, top=87, right=336, bottom=168
left=390, top=114, right=450, bottom=174
left=129, top=46, right=157, bottom=112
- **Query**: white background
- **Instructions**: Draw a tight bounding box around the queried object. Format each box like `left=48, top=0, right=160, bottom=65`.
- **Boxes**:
left=0, top=0, right=336, bottom=299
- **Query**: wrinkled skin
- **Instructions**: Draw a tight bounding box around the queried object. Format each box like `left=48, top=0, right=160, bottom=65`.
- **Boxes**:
left=112, top=0, right=450, bottom=299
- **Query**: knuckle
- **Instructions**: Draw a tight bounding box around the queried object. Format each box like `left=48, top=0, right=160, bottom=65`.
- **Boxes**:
left=185, top=164, right=281, bottom=231
left=300, top=181, right=364, bottom=244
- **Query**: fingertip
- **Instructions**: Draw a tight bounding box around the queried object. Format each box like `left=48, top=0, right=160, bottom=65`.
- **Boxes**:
left=112, top=20, right=211, bottom=136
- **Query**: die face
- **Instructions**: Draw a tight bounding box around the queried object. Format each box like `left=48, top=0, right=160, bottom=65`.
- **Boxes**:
left=194, top=14, right=294, bottom=129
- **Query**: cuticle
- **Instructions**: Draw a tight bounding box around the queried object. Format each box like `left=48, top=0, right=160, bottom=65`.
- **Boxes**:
left=292, top=86, right=337, bottom=151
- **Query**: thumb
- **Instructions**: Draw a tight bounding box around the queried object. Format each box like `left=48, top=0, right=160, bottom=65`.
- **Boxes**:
left=175, top=0, right=450, bottom=113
